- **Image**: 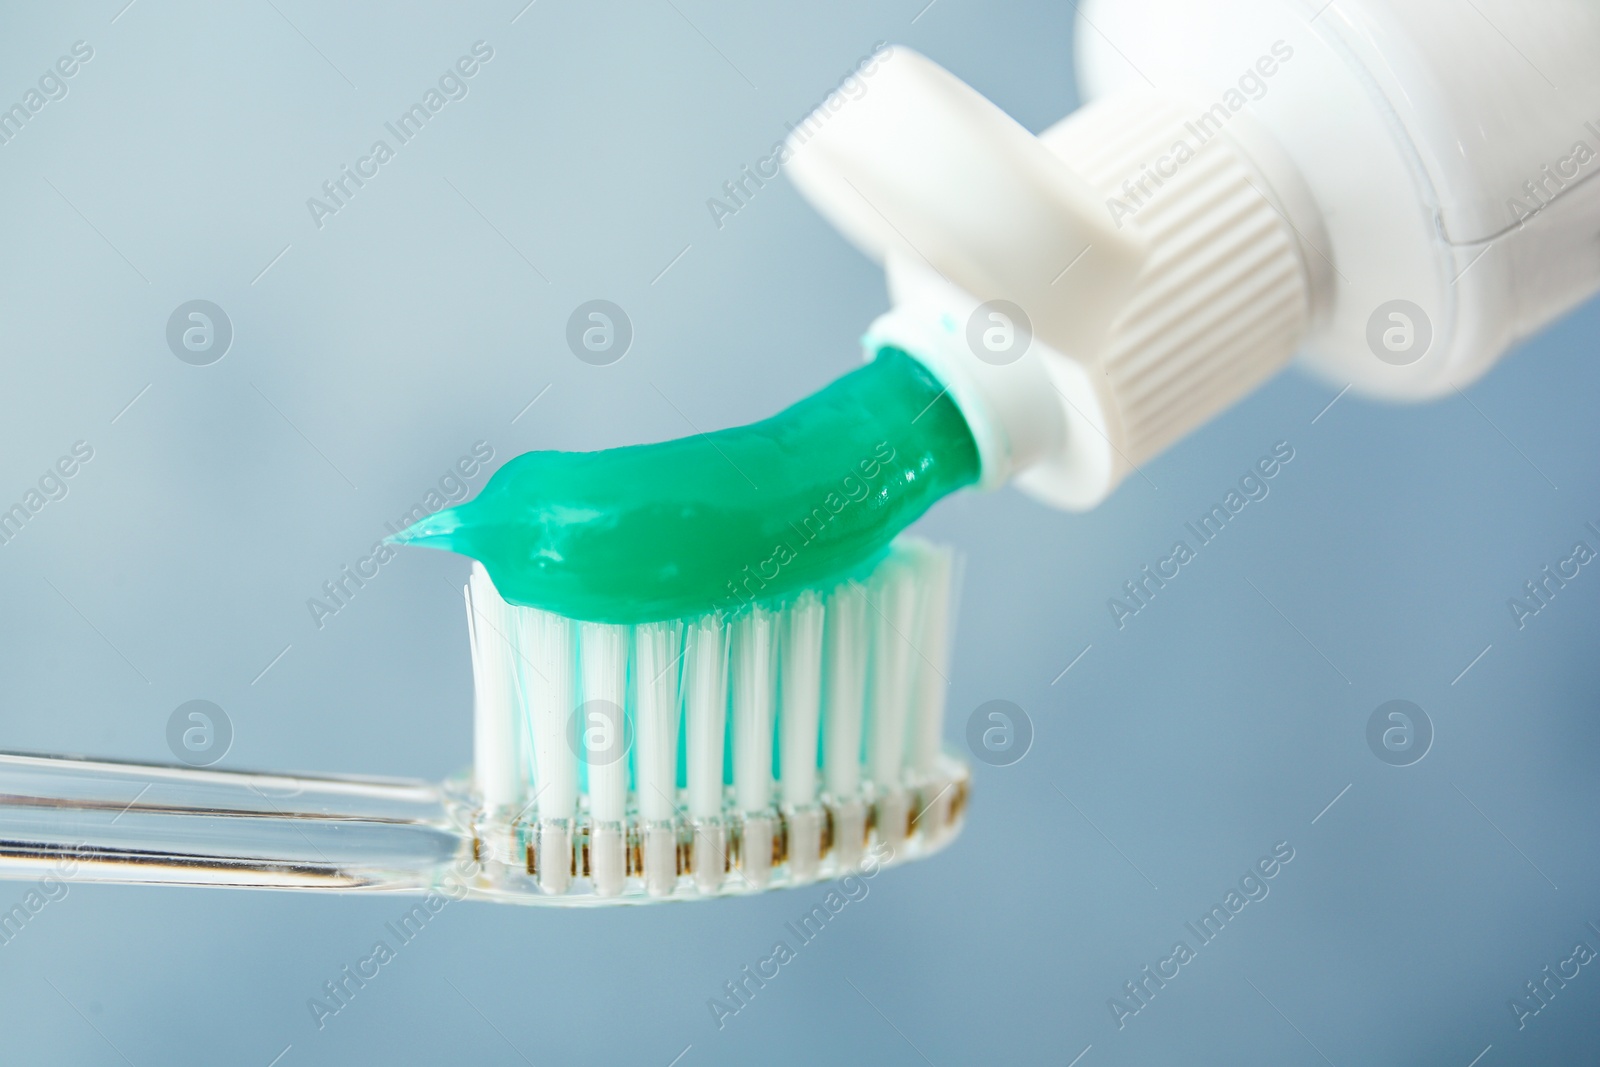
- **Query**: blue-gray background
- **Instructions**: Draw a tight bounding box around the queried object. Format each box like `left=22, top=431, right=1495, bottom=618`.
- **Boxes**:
left=2, top=1, right=1597, bottom=1064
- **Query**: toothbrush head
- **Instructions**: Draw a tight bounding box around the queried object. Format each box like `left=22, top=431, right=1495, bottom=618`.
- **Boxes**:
left=460, top=537, right=969, bottom=903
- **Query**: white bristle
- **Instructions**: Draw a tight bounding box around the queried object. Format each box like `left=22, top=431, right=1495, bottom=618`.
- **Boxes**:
left=908, top=545, right=955, bottom=779
left=578, top=621, right=629, bottom=896
left=684, top=614, right=729, bottom=821
left=732, top=608, right=777, bottom=886
left=635, top=620, right=683, bottom=895
left=730, top=608, right=776, bottom=814
left=466, top=565, right=521, bottom=815
left=577, top=621, right=629, bottom=823
left=865, top=557, right=919, bottom=791
left=464, top=535, right=964, bottom=900
left=634, top=621, right=683, bottom=823
left=732, top=607, right=777, bottom=883
left=865, top=555, right=921, bottom=844
left=821, top=583, right=868, bottom=801
left=514, top=598, right=576, bottom=895
left=684, top=614, right=730, bottom=892
left=519, top=603, right=577, bottom=822
left=778, top=591, right=825, bottom=808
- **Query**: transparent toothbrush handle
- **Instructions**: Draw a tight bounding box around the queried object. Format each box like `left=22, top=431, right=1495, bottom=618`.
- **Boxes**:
left=0, top=752, right=474, bottom=893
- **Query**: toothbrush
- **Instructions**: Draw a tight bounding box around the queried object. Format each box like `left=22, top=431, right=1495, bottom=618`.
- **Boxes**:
left=0, top=538, right=968, bottom=904
left=17, top=0, right=1597, bottom=911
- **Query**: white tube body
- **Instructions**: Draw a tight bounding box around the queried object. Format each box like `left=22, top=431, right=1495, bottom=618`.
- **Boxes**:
left=1077, top=0, right=1600, bottom=401
left=786, top=5, right=1600, bottom=510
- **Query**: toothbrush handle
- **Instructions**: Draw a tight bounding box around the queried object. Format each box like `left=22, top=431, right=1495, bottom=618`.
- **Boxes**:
left=0, top=752, right=474, bottom=893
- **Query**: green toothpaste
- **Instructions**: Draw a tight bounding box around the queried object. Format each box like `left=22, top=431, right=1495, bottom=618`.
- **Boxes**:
left=396, top=348, right=980, bottom=623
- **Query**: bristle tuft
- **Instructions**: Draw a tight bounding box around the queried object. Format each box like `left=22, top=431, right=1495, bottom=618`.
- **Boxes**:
left=464, top=536, right=965, bottom=901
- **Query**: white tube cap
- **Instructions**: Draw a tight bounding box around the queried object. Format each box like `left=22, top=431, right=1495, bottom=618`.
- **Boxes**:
left=788, top=49, right=1316, bottom=509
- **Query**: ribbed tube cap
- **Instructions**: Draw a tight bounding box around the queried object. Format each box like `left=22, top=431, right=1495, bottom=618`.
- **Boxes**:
left=1037, top=91, right=1311, bottom=476
left=788, top=51, right=1316, bottom=510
